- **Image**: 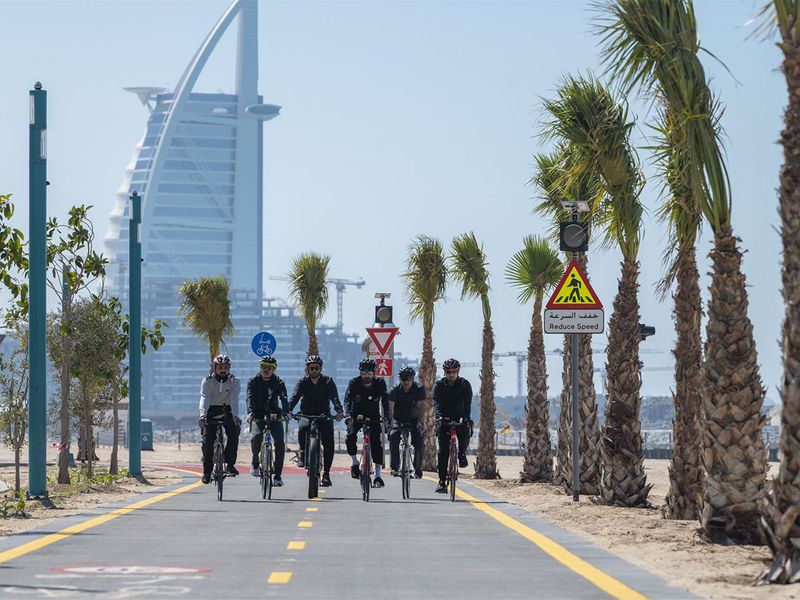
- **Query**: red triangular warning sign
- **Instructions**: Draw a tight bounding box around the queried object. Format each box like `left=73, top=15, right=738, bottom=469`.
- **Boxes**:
left=546, top=260, right=603, bottom=309
left=366, top=327, right=399, bottom=356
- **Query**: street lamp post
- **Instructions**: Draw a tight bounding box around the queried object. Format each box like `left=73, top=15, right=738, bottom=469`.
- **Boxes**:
left=28, top=82, right=47, bottom=498
left=128, top=191, right=142, bottom=477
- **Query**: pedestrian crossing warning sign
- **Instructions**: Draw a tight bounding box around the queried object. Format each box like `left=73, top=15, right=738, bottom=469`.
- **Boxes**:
left=546, top=259, right=603, bottom=309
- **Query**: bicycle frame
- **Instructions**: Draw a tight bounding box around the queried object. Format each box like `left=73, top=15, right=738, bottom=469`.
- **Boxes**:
left=207, top=415, right=227, bottom=501
left=293, top=413, right=331, bottom=499
left=253, top=414, right=277, bottom=500
left=354, top=415, right=382, bottom=502
left=398, top=422, right=414, bottom=500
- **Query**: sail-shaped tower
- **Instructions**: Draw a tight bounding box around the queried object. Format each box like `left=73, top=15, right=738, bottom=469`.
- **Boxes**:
left=104, top=0, right=283, bottom=417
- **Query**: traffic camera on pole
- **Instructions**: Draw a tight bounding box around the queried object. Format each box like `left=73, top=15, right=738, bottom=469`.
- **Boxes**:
left=374, top=292, right=393, bottom=326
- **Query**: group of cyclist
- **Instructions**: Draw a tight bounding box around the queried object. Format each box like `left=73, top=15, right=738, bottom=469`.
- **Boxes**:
left=198, top=353, right=473, bottom=494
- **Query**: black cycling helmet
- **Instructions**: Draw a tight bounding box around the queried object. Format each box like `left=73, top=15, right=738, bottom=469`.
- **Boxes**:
left=398, top=366, right=415, bottom=380
left=305, top=354, right=323, bottom=366
left=213, top=354, right=231, bottom=366
left=442, top=358, right=461, bottom=370
left=358, top=358, right=377, bottom=372
left=259, top=355, right=278, bottom=368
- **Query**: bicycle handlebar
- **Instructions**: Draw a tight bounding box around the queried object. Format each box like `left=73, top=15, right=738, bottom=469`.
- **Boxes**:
left=290, top=413, right=334, bottom=421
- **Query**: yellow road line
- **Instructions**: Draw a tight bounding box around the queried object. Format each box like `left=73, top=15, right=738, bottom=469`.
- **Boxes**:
left=443, top=480, right=648, bottom=600
left=152, top=465, right=203, bottom=476
left=287, top=541, right=306, bottom=550
left=310, top=497, right=321, bottom=501
left=0, top=480, right=203, bottom=565
left=298, top=521, right=313, bottom=528
left=268, top=571, right=293, bottom=584
left=305, top=507, right=318, bottom=512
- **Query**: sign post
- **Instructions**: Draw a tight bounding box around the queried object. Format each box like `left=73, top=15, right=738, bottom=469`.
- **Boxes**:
left=546, top=212, right=604, bottom=502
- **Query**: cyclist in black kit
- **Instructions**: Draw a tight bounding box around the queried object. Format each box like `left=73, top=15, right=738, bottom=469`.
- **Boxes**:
left=344, top=358, right=390, bottom=488
left=433, top=358, right=473, bottom=493
left=388, top=366, right=425, bottom=479
left=246, top=355, right=289, bottom=486
left=288, top=355, right=344, bottom=487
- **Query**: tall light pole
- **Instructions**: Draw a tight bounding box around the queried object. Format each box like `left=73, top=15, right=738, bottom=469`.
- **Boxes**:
left=28, top=82, right=47, bottom=498
left=128, top=191, right=142, bottom=477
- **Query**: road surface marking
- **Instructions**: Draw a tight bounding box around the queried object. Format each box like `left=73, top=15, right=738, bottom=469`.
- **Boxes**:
left=310, top=497, right=321, bottom=501
left=268, top=571, right=293, bottom=584
left=287, top=541, right=306, bottom=550
left=446, top=481, right=648, bottom=600
left=305, top=507, right=318, bottom=512
left=0, top=480, right=203, bottom=565
left=298, top=521, right=313, bottom=528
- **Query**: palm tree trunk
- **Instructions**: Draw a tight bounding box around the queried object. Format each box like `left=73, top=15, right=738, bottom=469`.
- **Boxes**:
left=664, top=246, right=704, bottom=520
left=759, top=42, right=800, bottom=583
left=700, top=234, right=767, bottom=544
left=577, top=254, right=601, bottom=495
left=598, top=261, right=650, bottom=507
left=419, top=331, right=437, bottom=471
left=307, top=331, right=319, bottom=356
left=521, top=291, right=553, bottom=482
left=555, top=334, right=572, bottom=488
left=475, top=319, right=498, bottom=479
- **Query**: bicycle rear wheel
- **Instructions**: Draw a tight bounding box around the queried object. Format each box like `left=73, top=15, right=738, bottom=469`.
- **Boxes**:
left=361, top=443, right=371, bottom=502
left=307, top=436, right=320, bottom=499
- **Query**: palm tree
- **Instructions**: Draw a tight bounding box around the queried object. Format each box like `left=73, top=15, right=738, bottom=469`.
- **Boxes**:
left=450, top=232, right=498, bottom=479
left=288, top=253, right=330, bottom=355
left=532, top=149, right=603, bottom=494
left=402, top=235, right=447, bottom=471
left=754, top=0, right=800, bottom=583
left=506, top=235, right=563, bottom=482
left=599, top=0, right=767, bottom=539
left=178, top=275, right=235, bottom=361
left=543, top=75, right=650, bottom=507
left=595, top=0, right=707, bottom=521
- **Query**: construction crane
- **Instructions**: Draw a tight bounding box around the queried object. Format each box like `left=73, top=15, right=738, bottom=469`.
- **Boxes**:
left=493, top=351, right=528, bottom=398
left=595, top=365, right=672, bottom=397
left=269, top=275, right=365, bottom=332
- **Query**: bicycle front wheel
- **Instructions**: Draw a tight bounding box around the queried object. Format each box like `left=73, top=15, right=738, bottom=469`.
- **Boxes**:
left=215, top=440, right=225, bottom=502
left=361, top=444, right=371, bottom=502
left=307, top=436, right=320, bottom=499
left=449, top=445, right=458, bottom=502
left=402, top=445, right=412, bottom=499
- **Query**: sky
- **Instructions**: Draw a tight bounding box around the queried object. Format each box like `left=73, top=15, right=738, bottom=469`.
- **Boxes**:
left=0, top=0, right=786, bottom=401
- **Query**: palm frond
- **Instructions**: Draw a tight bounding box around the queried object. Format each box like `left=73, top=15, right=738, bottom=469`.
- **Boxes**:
left=505, top=236, right=564, bottom=304
left=449, top=232, right=491, bottom=321
left=178, top=275, right=235, bottom=358
left=542, top=74, right=644, bottom=262
left=595, top=0, right=731, bottom=237
left=402, top=235, right=447, bottom=334
left=288, top=253, right=330, bottom=334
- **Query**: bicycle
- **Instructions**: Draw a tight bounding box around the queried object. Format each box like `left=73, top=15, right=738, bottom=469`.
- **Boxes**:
left=206, top=413, right=228, bottom=502
left=292, top=413, right=332, bottom=499
left=251, top=413, right=279, bottom=500
left=396, top=421, right=416, bottom=500
left=439, top=417, right=464, bottom=502
left=352, top=415, right=383, bottom=502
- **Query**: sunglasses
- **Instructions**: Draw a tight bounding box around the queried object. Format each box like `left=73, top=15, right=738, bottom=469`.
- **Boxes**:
left=307, top=365, right=321, bottom=371
left=260, top=365, right=275, bottom=370
left=444, top=369, right=459, bottom=375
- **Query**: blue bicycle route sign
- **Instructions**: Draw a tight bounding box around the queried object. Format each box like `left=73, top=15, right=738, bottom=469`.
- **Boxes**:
left=251, top=331, right=277, bottom=357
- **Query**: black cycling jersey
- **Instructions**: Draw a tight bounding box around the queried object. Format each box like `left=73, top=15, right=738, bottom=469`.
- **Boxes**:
left=344, top=376, right=389, bottom=420
left=432, top=376, right=472, bottom=421
left=246, top=374, right=288, bottom=418
left=288, top=375, right=342, bottom=416
left=388, top=382, right=426, bottom=422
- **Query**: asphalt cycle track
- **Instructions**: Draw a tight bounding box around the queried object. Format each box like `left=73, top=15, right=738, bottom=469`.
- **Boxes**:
left=0, top=464, right=695, bottom=599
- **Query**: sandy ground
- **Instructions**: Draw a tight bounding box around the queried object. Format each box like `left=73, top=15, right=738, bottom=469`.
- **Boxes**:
left=1, top=443, right=796, bottom=599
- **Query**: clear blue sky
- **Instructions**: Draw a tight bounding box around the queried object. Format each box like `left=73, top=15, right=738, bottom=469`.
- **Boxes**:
left=0, top=0, right=785, bottom=400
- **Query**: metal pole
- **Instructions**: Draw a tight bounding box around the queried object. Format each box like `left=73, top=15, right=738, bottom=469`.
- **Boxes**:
left=570, top=208, right=581, bottom=502
left=128, top=191, right=142, bottom=477
left=28, top=82, right=47, bottom=498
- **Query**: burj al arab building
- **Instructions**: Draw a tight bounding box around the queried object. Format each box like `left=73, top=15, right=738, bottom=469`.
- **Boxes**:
left=104, top=0, right=287, bottom=418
